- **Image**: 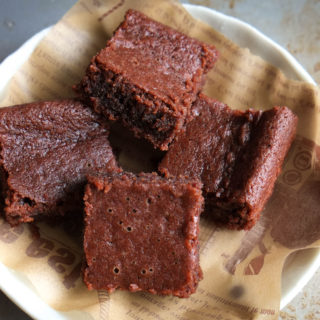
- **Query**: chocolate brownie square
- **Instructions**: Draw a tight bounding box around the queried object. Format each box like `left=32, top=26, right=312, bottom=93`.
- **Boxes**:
left=0, top=100, right=119, bottom=226
left=76, top=9, right=218, bottom=150
left=83, top=172, right=203, bottom=297
left=159, top=94, right=298, bottom=230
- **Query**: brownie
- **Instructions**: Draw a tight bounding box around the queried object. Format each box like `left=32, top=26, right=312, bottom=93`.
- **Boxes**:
left=76, top=9, right=218, bottom=151
left=0, top=99, right=119, bottom=226
left=83, top=172, right=203, bottom=297
left=159, top=94, right=298, bottom=230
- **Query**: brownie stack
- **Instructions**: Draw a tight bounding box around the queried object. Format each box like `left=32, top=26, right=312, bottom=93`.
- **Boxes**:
left=76, top=9, right=218, bottom=297
left=0, top=9, right=298, bottom=298
left=159, top=95, right=297, bottom=229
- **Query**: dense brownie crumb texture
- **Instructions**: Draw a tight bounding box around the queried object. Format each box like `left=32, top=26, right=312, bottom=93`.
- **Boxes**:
left=0, top=99, right=119, bottom=226
left=159, top=94, right=298, bottom=230
left=83, top=172, right=203, bottom=297
left=0, top=7, right=299, bottom=301
left=76, top=9, right=218, bottom=150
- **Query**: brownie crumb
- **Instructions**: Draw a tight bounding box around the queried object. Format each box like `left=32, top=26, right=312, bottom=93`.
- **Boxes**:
left=76, top=9, right=218, bottom=150
left=83, top=172, right=203, bottom=297
left=159, top=94, right=298, bottom=230
left=0, top=99, right=119, bottom=226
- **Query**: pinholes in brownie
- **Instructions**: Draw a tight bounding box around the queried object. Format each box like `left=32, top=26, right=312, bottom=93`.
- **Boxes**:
left=83, top=172, right=203, bottom=297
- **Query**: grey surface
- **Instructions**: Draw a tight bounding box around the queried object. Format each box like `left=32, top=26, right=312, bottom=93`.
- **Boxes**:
left=0, top=0, right=319, bottom=319
left=0, top=0, right=77, bottom=63
left=0, top=292, right=33, bottom=320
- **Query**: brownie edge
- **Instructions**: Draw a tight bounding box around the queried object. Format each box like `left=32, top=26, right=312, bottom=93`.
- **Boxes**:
left=159, top=94, right=298, bottom=230
left=83, top=172, right=203, bottom=297
left=0, top=99, right=119, bottom=226
left=76, top=9, right=218, bottom=150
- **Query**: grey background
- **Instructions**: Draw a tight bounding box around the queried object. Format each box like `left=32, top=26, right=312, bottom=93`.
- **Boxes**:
left=0, top=0, right=76, bottom=63
left=0, top=0, right=319, bottom=319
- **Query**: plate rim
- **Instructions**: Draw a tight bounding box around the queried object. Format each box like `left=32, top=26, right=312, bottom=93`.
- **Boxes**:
left=184, top=3, right=316, bottom=85
left=0, top=3, right=319, bottom=319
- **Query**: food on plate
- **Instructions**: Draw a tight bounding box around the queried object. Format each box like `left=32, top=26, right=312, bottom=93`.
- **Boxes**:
left=0, top=5, right=301, bottom=301
left=76, top=9, right=218, bottom=150
left=0, top=99, right=119, bottom=226
left=83, top=172, right=203, bottom=297
left=159, top=94, right=298, bottom=230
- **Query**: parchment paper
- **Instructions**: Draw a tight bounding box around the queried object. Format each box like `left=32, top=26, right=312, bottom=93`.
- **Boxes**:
left=0, top=0, right=319, bottom=319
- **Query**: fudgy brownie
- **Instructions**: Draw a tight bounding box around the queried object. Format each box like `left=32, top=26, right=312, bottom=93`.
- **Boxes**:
left=83, top=172, right=203, bottom=297
left=0, top=100, right=119, bottom=226
left=76, top=9, right=218, bottom=150
left=159, top=94, right=298, bottom=230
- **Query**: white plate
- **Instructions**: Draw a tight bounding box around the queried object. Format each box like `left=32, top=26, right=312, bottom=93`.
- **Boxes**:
left=0, top=4, right=319, bottom=319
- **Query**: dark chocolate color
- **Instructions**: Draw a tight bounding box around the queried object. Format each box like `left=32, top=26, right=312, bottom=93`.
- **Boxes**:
left=159, top=94, right=298, bottom=230
left=0, top=99, right=118, bottom=226
left=83, top=172, right=203, bottom=297
left=77, top=9, right=218, bottom=150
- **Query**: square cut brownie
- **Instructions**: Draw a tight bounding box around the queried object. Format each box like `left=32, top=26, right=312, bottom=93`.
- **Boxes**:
left=0, top=100, right=119, bottom=226
left=76, top=9, right=218, bottom=151
left=159, top=94, right=298, bottom=230
left=83, top=172, right=203, bottom=297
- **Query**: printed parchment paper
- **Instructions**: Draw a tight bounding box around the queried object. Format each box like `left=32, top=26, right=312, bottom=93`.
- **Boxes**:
left=0, top=0, right=319, bottom=319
